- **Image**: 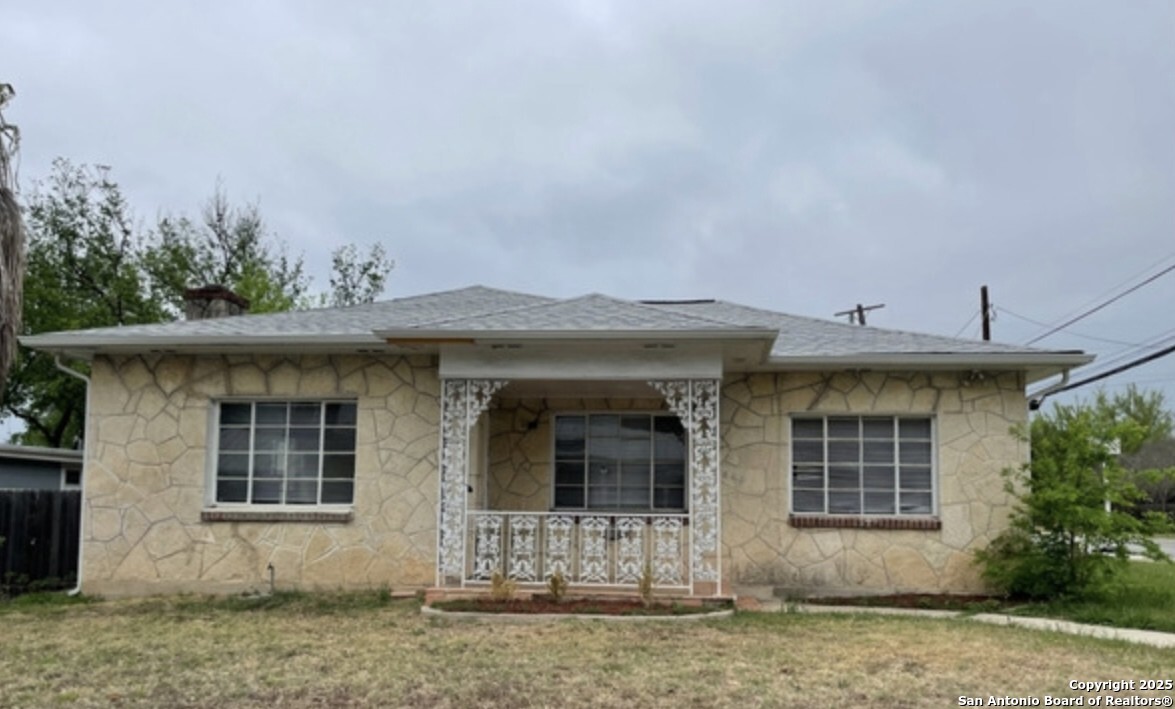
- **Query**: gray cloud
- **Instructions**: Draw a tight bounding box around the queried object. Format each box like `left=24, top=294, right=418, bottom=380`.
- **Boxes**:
left=3, top=0, right=1173, bottom=403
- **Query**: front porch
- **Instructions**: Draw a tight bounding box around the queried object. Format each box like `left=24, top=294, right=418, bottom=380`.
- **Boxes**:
left=434, top=376, right=724, bottom=597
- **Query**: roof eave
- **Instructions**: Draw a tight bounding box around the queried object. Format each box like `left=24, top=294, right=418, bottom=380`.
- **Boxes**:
left=760, top=352, right=1094, bottom=383
left=19, top=334, right=397, bottom=360
left=375, top=328, right=778, bottom=343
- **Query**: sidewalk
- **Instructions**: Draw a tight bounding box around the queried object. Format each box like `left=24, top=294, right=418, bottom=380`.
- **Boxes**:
left=745, top=599, right=1175, bottom=649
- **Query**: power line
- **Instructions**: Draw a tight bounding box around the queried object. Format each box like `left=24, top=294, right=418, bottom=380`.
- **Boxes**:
left=1024, top=259, right=1175, bottom=345
left=953, top=309, right=979, bottom=338
left=1023, top=250, right=1175, bottom=343
left=1079, top=327, right=1175, bottom=375
left=997, top=306, right=1141, bottom=347
left=1031, top=340, right=1175, bottom=405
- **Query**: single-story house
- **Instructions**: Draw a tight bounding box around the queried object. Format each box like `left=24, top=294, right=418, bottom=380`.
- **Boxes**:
left=22, top=285, right=1091, bottom=599
left=0, top=444, right=83, bottom=491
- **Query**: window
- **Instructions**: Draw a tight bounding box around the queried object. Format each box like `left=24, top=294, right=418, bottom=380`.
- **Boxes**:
left=62, top=467, right=82, bottom=490
left=791, top=416, right=934, bottom=516
left=553, top=413, right=686, bottom=511
left=214, top=401, right=358, bottom=506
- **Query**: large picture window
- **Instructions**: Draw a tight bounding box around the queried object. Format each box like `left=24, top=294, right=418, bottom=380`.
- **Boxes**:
left=554, top=413, right=686, bottom=511
left=791, top=416, right=934, bottom=516
left=214, top=401, right=358, bottom=506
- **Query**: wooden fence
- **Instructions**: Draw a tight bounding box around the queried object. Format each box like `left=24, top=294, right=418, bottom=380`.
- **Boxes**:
left=0, top=490, right=81, bottom=595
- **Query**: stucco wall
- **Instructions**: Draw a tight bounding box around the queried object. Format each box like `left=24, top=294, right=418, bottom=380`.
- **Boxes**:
left=722, top=370, right=1027, bottom=597
left=83, top=353, right=440, bottom=597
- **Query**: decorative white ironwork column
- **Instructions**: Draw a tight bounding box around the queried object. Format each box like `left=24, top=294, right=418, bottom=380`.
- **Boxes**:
left=436, top=379, right=506, bottom=585
left=649, top=379, right=721, bottom=593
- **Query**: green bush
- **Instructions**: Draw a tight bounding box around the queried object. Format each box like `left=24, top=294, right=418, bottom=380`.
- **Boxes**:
left=977, top=406, right=1171, bottom=600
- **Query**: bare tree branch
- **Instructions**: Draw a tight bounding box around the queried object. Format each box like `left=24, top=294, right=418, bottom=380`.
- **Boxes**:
left=0, top=82, right=26, bottom=405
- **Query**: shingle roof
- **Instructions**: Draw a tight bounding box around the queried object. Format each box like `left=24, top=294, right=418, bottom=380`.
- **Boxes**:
left=24, top=285, right=553, bottom=343
left=642, top=299, right=1053, bottom=358
left=21, top=285, right=1088, bottom=370
left=394, top=294, right=767, bottom=333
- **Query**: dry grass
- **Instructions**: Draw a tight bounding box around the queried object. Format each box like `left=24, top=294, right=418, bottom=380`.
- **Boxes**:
left=0, top=592, right=1173, bottom=708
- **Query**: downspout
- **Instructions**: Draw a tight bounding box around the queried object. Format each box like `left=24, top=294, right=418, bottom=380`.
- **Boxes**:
left=53, top=355, right=90, bottom=596
left=1027, top=370, right=1070, bottom=412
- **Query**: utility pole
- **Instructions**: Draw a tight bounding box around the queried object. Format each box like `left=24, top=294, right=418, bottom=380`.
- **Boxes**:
left=834, top=303, right=885, bottom=326
left=980, top=285, right=991, bottom=341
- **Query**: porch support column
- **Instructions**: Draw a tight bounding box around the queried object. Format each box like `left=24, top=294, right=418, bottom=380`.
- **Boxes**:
left=436, top=378, right=507, bottom=586
left=649, top=379, right=721, bottom=594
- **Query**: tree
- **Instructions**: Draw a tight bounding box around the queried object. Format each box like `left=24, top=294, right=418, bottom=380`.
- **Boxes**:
left=5, top=160, right=166, bottom=447
left=976, top=402, right=1170, bottom=599
left=327, top=243, right=394, bottom=308
left=147, top=185, right=310, bottom=315
left=3, top=159, right=396, bottom=447
left=1092, top=385, right=1174, bottom=455
left=0, top=83, right=24, bottom=402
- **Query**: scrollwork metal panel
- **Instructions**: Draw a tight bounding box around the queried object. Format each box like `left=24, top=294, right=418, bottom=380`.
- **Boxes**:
left=579, top=516, right=610, bottom=584
left=508, top=515, right=539, bottom=581
left=545, top=515, right=574, bottom=579
left=649, top=379, right=722, bottom=586
left=615, top=516, right=646, bottom=584
left=437, top=379, right=507, bottom=582
left=652, top=517, right=684, bottom=586
left=472, top=513, right=503, bottom=580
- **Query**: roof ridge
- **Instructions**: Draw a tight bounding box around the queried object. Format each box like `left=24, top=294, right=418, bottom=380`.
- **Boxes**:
left=292, top=284, right=553, bottom=316
left=600, top=294, right=752, bottom=329
left=404, top=289, right=569, bottom=328
left=407, top=292, right=758, bottom=331
left=673, top=298, right=1070, bottom=353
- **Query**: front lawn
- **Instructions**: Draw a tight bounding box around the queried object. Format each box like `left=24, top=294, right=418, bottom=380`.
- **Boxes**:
left=0, top=591, right=1172, bottom=708
left=1009, top=560, right=1175, bottom=632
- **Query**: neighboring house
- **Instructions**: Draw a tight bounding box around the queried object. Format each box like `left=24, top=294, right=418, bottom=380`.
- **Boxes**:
left=21, top=285, right=1091, bottom=599
left=0, top=444, right=83, bottom=491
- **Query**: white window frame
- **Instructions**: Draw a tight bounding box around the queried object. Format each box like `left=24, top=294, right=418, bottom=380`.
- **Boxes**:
left=550, top=411, right=688, bottom=512
left=789, top=414, right=937, bottom=517
left=206, top=399, right=359, bottom=509
left=60, top=466, right=82, bottom=491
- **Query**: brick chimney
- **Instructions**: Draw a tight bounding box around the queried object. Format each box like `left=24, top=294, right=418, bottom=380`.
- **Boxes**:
left=183, top=285, right=250, bottom=320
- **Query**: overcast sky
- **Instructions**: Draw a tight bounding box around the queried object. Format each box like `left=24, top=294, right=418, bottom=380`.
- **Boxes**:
left=3, top=1, right=1174, bottom=409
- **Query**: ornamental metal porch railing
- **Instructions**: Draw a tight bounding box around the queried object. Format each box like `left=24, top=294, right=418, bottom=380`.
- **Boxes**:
left=464, top=511, right=690, bottom=590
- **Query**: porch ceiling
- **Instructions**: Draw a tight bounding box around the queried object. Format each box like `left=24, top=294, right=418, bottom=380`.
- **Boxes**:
left=496, top=379, right=663, bottom=399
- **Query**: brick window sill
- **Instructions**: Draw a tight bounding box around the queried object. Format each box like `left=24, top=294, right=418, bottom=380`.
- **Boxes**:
left=201, top=508, right=354, bottom=524
left=788, top=514, right=941, bottom=531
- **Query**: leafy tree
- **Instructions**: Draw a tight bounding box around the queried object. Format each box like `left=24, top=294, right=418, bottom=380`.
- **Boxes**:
left=1085, top=386, right=1175, bottom=518
left=0, top=83, right=25, bottom=402
left=147, top=185, right=309, bottom=315
left=5, top=159, right=166, bottom=446
left=1121, top=438, right=1175, bottom=518
left=977, top=403, right=1170, bottom=599
left=3, top=160, right=396, bottom=447
left=1092, top=385, right=1173, bottom=455
left=327, top=243, right=394, bottom=308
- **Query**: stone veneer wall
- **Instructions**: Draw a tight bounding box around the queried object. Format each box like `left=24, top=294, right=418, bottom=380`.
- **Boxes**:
left=722, top=371, right=1027, bottom=596
left=83, top=354, right=440, bottom=597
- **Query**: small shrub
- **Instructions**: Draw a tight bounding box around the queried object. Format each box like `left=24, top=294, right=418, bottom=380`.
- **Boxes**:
left=490, top=570, right=516, bottom=602
left=546, top=570, right=568, bottom=603
left=637, top=562, right=654, bottom=608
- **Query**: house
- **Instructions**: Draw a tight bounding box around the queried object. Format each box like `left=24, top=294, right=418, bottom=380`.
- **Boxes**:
left=0, top=444, right=83, bottom=491
left=21, top=285, right=1091, bottom=599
